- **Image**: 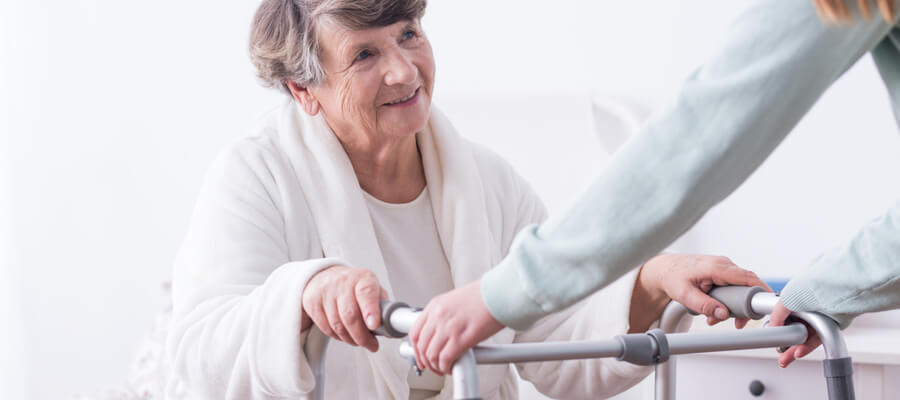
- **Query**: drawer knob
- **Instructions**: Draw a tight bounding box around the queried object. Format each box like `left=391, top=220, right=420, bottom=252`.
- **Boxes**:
left=748, top=379, right=765, bottom=397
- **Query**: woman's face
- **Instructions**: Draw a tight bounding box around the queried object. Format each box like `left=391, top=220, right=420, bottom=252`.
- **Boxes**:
left=308, top=19, right=435, bottom=142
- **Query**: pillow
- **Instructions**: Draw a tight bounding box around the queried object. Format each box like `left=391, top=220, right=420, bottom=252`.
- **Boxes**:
left=591, top=94, right=649, bottom=154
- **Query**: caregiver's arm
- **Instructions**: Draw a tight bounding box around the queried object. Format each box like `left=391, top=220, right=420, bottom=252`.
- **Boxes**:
left=771, top=199, right=900, bottom=366
left=413, top=253, right=767, bottom=375
left=165, top=138, right=380, bottom=399
left=789, top=202, right=900, bottom=322
left=409, top=145, right=771, bottom=375
left=482, top=0, right=900, bottom=330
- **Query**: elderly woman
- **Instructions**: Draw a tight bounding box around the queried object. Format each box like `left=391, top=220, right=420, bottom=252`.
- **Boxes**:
left=163, top=0, right=768, bottom=399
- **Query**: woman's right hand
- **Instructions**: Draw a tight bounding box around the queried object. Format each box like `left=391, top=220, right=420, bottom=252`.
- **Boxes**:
left=301, top=265, right=387, bottom=352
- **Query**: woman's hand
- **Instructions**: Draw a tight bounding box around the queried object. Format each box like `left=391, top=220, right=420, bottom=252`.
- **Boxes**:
left=769, top=299, right=822, bottom=368
left=301, top=265, right=388, bottom=352
left=409, top=280, right=503, bottom=376
left=639, top=254, right=772, bottom=328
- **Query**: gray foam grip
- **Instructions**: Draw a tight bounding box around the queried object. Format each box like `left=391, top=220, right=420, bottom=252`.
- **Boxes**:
left=647, top=329, right=670, bottom=363
left=616, top=334, right=656, bottom=366
left=616, top=330, right=669, bottom=366
left=372, top=300, right=409, bottom=338
left=708, top=286, right=766, bottom=320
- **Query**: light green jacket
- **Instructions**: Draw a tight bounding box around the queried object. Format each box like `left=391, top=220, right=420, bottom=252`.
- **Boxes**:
left=482, top=0, right=900, bottom=329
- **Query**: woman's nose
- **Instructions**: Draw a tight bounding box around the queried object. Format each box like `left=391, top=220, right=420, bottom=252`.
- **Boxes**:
left=383, top=50, right=417, bottom=87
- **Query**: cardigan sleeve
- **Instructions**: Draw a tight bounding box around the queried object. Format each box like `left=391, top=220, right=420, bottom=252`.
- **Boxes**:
left=481, top=0, right=900, bottom=330
left=164, top=138, right=342, bottom=399
left=777, top=28, right=900, bottom=328
left=781, top=199, right=900, bottom=328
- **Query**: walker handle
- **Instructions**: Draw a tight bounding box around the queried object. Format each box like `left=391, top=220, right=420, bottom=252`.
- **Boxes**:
left=372, top=300, right=412, bottom=338
left=707, top=286, right=767, bottom=320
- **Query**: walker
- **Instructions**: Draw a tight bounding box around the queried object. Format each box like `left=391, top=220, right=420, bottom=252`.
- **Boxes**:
left=303, top=286, right=855, bottom=400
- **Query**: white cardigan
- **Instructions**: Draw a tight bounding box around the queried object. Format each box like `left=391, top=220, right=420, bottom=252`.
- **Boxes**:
left=164, top=101, right=651, bottom=399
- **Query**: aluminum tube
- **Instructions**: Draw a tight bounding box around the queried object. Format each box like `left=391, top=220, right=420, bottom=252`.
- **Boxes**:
left=399, top=341, right=415, bottom=359
left=452, top=349, right=481, bottom=399
left=746, top=292, right=849, bottom=360
left=655, top=301, right=691, bottom=400
left=666, top=324, right=807, bottom=355
left=791, top=312, right=849, bottom=359
left=403, top=338, right=623, bottom=365
left=404, top=326, right=803, bottom=365
left=788, top=313, right=853, bottom=399
left=655, top=355, right=676, bottom=400
left=471, top=340, right=623, bottom=364
left=659, top=302, right=692, bottom=333
left=388, top=307, right=420, bottom=336
left=400, top=343, right=483, bottom=399
left=749, top=292, right=779, bottom=315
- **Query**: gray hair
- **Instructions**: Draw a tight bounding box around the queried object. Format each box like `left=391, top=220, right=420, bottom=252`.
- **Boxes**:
left=249, top=0, right=427, bottom=95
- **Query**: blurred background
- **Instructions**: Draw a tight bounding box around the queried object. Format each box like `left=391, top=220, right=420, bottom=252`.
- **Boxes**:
left=2, top=0, right=899, bottom=399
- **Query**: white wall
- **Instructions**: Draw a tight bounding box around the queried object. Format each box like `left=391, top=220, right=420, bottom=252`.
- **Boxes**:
left=3, top=1, right=900, bottom=399
left=1, top=0, right=27, bottom=398
left=3, top=1, right=281, bottom=398
left=431, top=0, right=900, bottom=308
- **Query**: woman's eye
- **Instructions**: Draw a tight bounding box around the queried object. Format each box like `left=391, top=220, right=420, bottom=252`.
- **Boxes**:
left=402, top=30, right=416, bottom=40
left=356, top=50, right=372, bottom=62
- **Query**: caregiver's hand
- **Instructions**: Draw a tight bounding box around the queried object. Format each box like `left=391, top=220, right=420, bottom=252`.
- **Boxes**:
left=409, top=280, right=502, bottom=376
left=641, top=254, right=773, bottom=328
left=769, top=299, right=822, bottom=368
left=301, top=265, right=388, bottom=352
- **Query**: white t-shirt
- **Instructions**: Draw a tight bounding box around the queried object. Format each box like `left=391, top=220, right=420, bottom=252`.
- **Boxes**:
left=363, top=187, right=454, bottom=399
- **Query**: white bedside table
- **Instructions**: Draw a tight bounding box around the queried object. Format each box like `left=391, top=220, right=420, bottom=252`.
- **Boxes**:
left=674, top=317, right=900, bottom=399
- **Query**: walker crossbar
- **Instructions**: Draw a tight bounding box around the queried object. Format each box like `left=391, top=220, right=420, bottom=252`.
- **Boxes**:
left=394, top=325, right=807, bottom=364
left=301, top=287, right=855, bottom=400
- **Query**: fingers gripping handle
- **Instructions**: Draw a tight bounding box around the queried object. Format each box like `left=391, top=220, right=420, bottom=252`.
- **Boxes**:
left=708, top=286, right=767, bottom=320
left=305, top=301, right=415, bottom=400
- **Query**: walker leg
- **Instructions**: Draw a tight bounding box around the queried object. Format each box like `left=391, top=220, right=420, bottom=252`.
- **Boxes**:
left=791, top=312, right=855, bottom=400
left=654, top=301, right=691, bottom=400
left=452, top=349, right=482, bottom=400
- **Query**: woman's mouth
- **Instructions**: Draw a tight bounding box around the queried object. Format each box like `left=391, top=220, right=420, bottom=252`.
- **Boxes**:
left=384, top=88, right=419, bottom=107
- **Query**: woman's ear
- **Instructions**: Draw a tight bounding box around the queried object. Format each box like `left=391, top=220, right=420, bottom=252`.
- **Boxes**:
left=287, top=80, right=321, bottom=115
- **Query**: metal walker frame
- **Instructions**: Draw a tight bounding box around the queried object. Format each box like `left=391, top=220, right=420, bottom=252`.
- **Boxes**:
left=303, top=286, right=854, bottom=400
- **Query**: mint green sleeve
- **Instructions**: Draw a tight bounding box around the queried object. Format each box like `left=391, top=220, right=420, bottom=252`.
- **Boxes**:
left=781, top=201, right=900, bottom=328
left=482, top=0, right=900, bottom=330
left=778, top=32, right=900, bottom=329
